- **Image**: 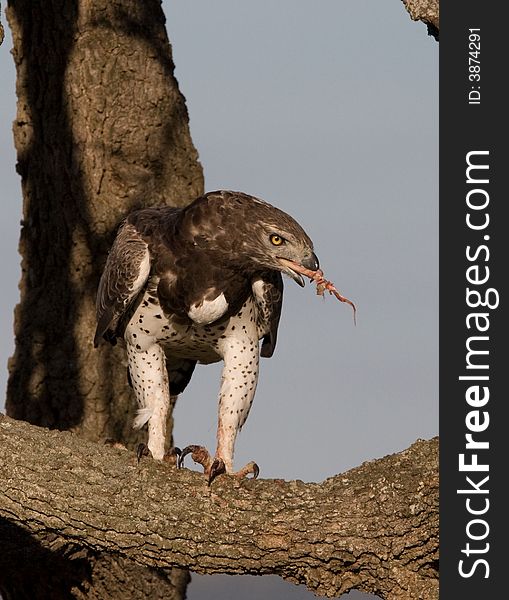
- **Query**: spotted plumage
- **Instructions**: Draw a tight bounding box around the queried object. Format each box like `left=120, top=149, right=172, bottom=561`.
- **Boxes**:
left=95, top=190, right=319, bottom=478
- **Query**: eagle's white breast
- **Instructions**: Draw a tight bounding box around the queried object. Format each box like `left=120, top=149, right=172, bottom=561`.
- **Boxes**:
left=188, top=292, right=229, bottom=325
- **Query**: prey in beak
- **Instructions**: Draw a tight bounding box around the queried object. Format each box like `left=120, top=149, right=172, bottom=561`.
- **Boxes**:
left=278, top=257, right=357, bottom=324
left=278, top=252, right=319, bottom=287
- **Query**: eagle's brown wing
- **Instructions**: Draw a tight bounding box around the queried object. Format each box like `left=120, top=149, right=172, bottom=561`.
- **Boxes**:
left=94, top=221, right=151, bottom=347
left=253, top=271, right=284, bottom=358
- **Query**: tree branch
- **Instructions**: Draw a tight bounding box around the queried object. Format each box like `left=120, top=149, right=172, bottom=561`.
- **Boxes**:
left=0, top=413, right=438, bottom=599
left=401, top=0, right=439, bottom=40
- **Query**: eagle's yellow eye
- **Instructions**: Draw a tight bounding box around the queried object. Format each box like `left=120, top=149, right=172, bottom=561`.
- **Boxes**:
left=270, top=234, right=284, bottom=246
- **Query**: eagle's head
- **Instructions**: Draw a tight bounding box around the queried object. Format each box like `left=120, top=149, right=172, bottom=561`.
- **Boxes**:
left=182, top=190, right=320, bottom=286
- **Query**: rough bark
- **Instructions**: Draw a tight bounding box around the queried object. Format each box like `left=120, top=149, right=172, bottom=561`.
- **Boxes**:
left=401, top=0, right=439, bottom=40
left=0, top=414, right=439, bottom=600
left=5, top=0, right=203, bottom=597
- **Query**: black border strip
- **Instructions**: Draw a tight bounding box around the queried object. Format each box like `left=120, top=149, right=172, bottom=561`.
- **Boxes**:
left=440, top=3, right=507, bottom=597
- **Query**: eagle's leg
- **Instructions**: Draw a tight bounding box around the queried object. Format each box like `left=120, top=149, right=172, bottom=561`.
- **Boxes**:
left=179, top=332, right=261, bottom=483
left=215, top=333, right=260, bottom=471
left=186, top=334, right=260, bottom=483
left=179, top=446, right=259, bottom=484
left=127, top=341, right=171, bottom=460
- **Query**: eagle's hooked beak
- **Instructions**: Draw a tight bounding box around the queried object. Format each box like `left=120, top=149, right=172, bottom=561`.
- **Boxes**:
left=278, top=253, right=320, bottom=287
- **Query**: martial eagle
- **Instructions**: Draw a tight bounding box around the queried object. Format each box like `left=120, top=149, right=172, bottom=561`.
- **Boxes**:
left=95, top=190, right=322, bottom=482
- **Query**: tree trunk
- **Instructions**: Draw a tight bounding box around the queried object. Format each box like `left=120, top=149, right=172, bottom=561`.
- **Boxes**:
left=0, top=415, right=439, bottom=600
left=4, top=0, right=203, bottom=597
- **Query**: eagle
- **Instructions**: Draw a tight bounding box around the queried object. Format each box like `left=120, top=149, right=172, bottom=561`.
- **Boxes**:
left=95, top=190, right=320, bottom=482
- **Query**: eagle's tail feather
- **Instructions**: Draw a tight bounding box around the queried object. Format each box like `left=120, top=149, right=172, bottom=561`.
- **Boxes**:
left=133, top=407, right=153, bottom=429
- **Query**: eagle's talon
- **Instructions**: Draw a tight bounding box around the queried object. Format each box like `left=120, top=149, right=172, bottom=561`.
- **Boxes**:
left=208, top=458, right=226, bottom=486
left=163, top=446, right=182, bottom=466
left=234, top=461, right=260, bottom=480
left=178, top=446, right=228, bottom=484
left=179, top=444, right=202, bottom=469
left=178, top=444, right=215, bottom=474
left=136, top=442, right=152, bottom=463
